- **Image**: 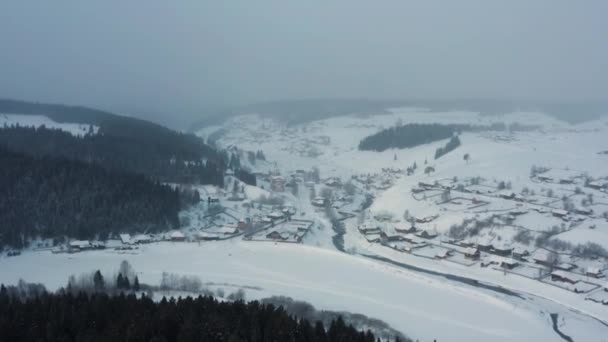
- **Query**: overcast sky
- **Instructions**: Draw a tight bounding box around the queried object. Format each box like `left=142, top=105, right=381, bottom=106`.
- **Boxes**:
left=0, top=1, right=606, bottom=127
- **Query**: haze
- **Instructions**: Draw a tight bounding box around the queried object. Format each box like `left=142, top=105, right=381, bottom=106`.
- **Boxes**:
left=0, top=0, right=606, bottom=128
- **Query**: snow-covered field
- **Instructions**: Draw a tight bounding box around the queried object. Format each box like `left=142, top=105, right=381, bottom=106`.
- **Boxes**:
left=2, top=240, right=606, bottom=342
left=0, top=113, right=98, bottom=136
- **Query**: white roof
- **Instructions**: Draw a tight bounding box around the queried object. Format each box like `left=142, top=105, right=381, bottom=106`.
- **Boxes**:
left=586, top=267, right=602, bottom=274
left=463, top=247, right=479, bottom=255
left=551, top=270, right=577, bottom=281
left=170, top=231, right=185, bottom=238
left=133, top=234, right=151, bottom=242
left=119, top=234, right=131, bottom=244
left=532, top=249, right=552, bottom=262
left=552, top=209, right=568, bottom=216
left=512, top=246, right=528, bottom=254
left=69, top=240, right=90, bottom=248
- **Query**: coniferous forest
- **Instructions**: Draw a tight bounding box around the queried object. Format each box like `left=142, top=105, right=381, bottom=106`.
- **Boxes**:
left=0, top=125, right=225, bottom=186
left=0, top=288, right=382, bottom=342
left=0, top=147, right=183, bottom=248
left=358, top=122, right=514, bottom=152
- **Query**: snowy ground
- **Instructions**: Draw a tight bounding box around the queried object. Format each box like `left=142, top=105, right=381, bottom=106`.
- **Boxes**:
left=2, top=240, right=606, bottom=342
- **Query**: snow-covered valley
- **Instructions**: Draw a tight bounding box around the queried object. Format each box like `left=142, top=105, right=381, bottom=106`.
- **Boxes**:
left=3, top=108, right=608, bottom=341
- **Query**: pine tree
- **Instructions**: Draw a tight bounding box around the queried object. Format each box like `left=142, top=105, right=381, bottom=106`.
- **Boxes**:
left=93, top=270, right=105, bottom=291
left=133, top=276, right=140, bottom=291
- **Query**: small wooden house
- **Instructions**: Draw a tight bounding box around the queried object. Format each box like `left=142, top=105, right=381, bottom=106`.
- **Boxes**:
left=464, top=247, right=480, bottom=259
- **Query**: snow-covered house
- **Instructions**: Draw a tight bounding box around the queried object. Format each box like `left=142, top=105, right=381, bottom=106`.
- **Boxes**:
left=415, top=230, right=438, bottom=239
left=69, top=240, right=91, bottom=251
left=551, top=270, right=578, bottom=284
left=169, top=231, right=186, bottom=241
left=133, top=234, right=152, bottom=244
left=435, top=249, right=453, bottom=259
left=394, top=224, right=416, bottom=234
left=586, top=267, right=604, bottom=279
left=551, top=209, right=569, bottom=218
left=532, top=249, right=555, bottom=266
left=358, top=223, right=381, bottom=235
left=119, top=234, right=131, bottom=245
left=267, top=211, right=284, bottom=220
left=464, top=247, right=480, bottom=259
left=492, top=243, right=513, bottom=257
left=512, top=247, right=529, bottom=260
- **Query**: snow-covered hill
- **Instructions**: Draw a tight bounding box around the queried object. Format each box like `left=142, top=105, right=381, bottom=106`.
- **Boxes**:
left=0, top=113, right=98, bottom=136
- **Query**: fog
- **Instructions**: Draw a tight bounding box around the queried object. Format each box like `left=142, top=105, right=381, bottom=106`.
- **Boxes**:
left=0, top=1, right=606, bottom=128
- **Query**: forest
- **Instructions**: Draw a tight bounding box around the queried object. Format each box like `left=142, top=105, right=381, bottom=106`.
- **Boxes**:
left=0, top=287, right=385, bottom=342
left=358, top=122, right=520, bottom=152
left=0, top=147, right=188, bottom=249
left=0, top=125, right=225, bottom=186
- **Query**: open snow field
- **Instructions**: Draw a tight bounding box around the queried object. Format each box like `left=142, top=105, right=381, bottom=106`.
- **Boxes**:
left=1, top=240, right=606, bottom=342
left=0, top=113, right=98, bottom=136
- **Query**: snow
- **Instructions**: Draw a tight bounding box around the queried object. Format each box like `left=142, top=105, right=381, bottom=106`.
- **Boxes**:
left=2, top=240, right=606, bottom=341
left=0, top=113, right=98, bottom=136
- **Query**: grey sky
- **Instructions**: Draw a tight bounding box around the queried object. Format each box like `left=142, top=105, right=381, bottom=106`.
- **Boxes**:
left=0, top=1, right=606, bottom=127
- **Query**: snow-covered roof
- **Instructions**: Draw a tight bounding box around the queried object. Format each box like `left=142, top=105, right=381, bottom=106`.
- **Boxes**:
left=512, top=246, right=528, bottom=255
left=170, top=231, right=185, bottom=239
left=69, top=240, right=90, bottom=248
left=552, top=209, right=568, bottom=216
left=532, top=249, right=552, bottom=262
left=463, top=247, right=479, bottom=255
left=133, top=234, right=151, bottom=242
left=119, top=234, right=131, bottom=244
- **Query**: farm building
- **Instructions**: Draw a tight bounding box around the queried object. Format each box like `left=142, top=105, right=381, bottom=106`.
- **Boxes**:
left=551, top=270, right=578, bottom=284
left=267, top=211, right=284, bottom=220
left=435, top=249, right=453, bottom=259
left=416, top=230, right=438, bottom=239
left=394, top=224, right=417, bottom=234
left=132, top=234, right=152, bottom=244
left=69, top=240, right=91, bottom=252
left=574, top=208, right=593, bottom=216
left=587, top=181, right=607, bottom=190
left=358, top=223, right=381, bottom=235
left=476, top=240, right=493, bottom=252
left=532, top=249, right=556, bottom=267
left=169, top=231, right=186, bottom=242
left=551, top=209, right=569, bottom=218
left=464, top=247, right=480, bottom=259
left=119, top=234, right=131, bottom=245
left=585, top=267, right=604, bottom=278
left=492, top=244, right=513, bottom=257
left=512, top=247, right=529, bottom=260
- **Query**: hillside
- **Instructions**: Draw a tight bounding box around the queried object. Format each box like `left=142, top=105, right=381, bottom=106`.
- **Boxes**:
left=0, top=147, right=187, bottom=249
left=0, top=99, right=226, bottom=185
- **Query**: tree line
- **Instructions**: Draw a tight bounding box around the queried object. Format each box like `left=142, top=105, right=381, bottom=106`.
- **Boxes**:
left=0, top=288, right=385, bottom=342
left=0, top=147, right=186, bottom=249
left=358, top=122, right=525, bottom=152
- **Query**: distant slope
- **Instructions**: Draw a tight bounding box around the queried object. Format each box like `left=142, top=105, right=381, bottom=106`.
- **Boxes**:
left=190, top=98, right=608, bottom=131
left=0, top=99, right=226, bottom=185
left=0, top=98, right=121, bottom=125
